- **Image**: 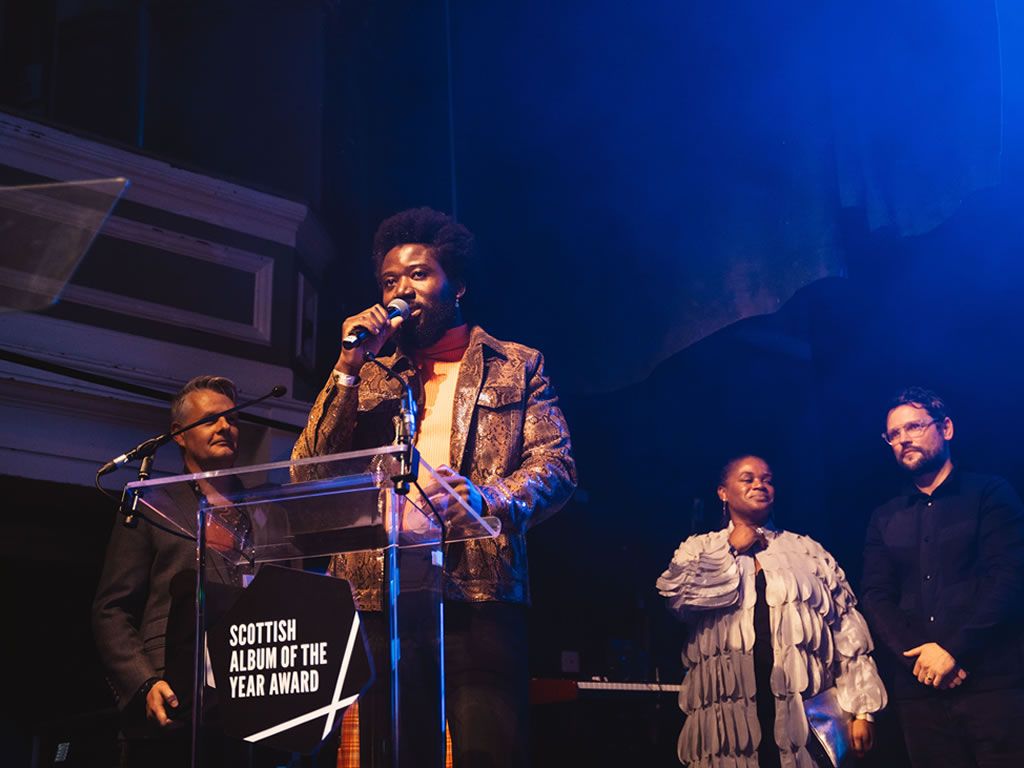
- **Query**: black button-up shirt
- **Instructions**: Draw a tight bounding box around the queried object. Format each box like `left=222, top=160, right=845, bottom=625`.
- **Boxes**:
left=861, top=469, right=1024, bottom=698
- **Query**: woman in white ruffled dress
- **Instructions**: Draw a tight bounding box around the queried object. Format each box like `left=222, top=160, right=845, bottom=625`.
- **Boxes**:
left=657, top=455, right=887, bottom=767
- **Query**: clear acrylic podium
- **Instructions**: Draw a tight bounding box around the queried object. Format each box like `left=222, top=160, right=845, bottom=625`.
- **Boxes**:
left=123, top=445, right=500, bottom=767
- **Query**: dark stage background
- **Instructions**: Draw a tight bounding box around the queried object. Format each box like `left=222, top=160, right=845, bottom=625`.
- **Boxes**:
left=5, top=1, right=1024, bottom=766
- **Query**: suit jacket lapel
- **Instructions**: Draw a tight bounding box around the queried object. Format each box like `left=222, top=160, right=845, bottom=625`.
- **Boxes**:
left=450, top=332, right=485, bottom=472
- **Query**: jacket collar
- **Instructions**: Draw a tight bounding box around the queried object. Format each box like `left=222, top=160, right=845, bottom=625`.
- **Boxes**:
left=376, top=325, right=508, bottom=370
left=467, top=325, right=510, bottom=360
left=367, top=325, right=513, bottom=473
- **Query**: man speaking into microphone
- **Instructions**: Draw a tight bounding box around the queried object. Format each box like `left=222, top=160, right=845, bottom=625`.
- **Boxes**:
left=292, top=207, right=577, bottom=767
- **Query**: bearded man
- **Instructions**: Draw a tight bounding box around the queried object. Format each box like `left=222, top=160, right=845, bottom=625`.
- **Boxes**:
left=861, top=386, right=1024, bottom=768
left=292, top=207, right=576, bottom=767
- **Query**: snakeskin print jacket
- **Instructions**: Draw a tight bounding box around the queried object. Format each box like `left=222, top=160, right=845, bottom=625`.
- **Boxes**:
left=292, top=325, right=577, bottom=609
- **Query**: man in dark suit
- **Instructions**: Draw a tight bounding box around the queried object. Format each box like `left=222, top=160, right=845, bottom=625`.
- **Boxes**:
left=92, top=375, right=243, bottom=767
left=861, top=386, right=1024, bottom=768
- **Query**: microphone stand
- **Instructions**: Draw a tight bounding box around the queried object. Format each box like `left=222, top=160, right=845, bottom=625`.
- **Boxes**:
left=364, top=352, right=418, bottom=495
left=363, top=351, right=421, bottom=764
left=121, top=454, right=156, bottom=527
left=191, top=494, right=210, bottom=768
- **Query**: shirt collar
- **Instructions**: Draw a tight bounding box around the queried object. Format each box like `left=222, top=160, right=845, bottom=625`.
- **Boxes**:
left=904, top=464, right=960, bottom=505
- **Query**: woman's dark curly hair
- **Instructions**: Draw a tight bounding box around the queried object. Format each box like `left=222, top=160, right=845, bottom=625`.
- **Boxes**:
left=371, top=207, right=474, bottom=287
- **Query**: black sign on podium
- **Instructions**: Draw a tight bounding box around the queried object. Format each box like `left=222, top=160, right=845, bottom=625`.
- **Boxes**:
left=206, top=566, right=372, bottom=754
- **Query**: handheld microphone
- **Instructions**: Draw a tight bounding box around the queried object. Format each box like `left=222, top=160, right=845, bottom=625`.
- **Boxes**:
left=96, top=384, right=288, bottom=477
left=342, top=299, right=411, bottom=350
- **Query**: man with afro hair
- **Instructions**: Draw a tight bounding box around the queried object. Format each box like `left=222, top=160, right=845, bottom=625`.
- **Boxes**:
left=294, top=207, right=577, bottom=767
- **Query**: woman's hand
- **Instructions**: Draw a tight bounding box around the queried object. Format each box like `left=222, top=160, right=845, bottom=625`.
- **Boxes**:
left=728, top=524, right=766, bottom=554
left=850, top=719, right=874, bottom=757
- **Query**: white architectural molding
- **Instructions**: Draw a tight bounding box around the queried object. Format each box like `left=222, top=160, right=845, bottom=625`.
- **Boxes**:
left=0, top=202, right=278, bottom=344
left=0, top=112, right=337, bottom=489
left=60, top=282, right=272, bottom=344
left=0, top=112, right=317, bottom=250
left=0, top=375, right=298, bottom=490
left=0, top=313, right=313, bottom=488
left=65, top=215, right=275, bottom=344
left=0, top=313, right=309, bottom=423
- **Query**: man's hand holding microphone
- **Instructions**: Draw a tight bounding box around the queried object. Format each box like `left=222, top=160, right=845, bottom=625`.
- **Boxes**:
left=335, top=299, right=411, bottom=376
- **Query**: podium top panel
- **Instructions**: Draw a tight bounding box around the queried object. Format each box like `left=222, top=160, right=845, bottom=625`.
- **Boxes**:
left=124, top=445, right=500, bottom=562
left=0, top=178, right=130, bottom=313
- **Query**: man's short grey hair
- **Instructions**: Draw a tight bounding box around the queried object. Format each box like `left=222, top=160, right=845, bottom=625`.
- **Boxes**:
left=170, top=375, right=237, bottom=426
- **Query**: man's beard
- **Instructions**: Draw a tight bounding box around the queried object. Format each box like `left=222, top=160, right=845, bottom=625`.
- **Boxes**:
left=397, top=296, right=458, bottom=350
left=900, top=446, right=947, bottom=477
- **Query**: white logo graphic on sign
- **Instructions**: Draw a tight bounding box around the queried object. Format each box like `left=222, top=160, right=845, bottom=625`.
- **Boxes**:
left=243, top=612, right=363, bottom=742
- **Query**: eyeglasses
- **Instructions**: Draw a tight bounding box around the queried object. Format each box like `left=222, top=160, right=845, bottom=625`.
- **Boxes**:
left=881, top=420, right=938, bottom=445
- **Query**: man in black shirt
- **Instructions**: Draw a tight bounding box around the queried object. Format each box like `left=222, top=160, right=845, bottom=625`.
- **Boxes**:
left=862, top=386, right=1024, bottom=767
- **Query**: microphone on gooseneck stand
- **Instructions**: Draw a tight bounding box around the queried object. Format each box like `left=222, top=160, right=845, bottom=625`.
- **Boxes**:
left=96, top=384, right=289, bottom=477
left=342, top=299, right=411, bottom=350
left=102, top=383, right=288, bottom=525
